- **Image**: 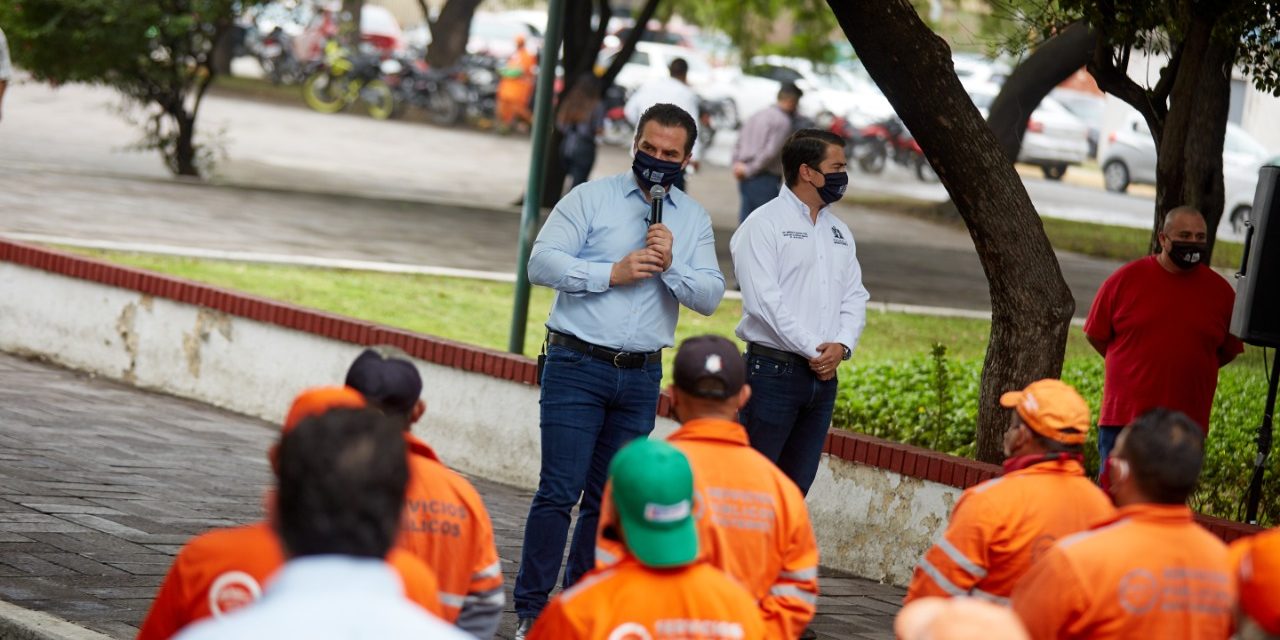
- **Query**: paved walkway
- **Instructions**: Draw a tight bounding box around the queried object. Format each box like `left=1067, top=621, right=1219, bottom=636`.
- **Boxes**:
left=0, top=353, right=902, bottom=639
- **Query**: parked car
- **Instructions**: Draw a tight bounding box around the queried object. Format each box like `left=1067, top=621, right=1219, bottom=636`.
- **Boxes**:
left=599, top=42, right=717, bottom=94
left=1101, top=114, right=1272, bottom=232
left=1050, top=88, right=1106, bottom=158
left=699, top=55, right=891, bottom=127
left=466, top=13, right=543, bottom=60
left=966, top=83, right=1090, bottom=180
left=952, top=53, right=1011, bottom=87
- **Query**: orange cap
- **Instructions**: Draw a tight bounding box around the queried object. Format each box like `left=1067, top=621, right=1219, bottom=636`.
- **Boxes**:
left=283, top=386, right=366, bottom=433
left=895, top=597, right=1029, bottom=640
left=999, top=379, right=1090, bottom=445
left=1232, top=528, right=1280, bottom=634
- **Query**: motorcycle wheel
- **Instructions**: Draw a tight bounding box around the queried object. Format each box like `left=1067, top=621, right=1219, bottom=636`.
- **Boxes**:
left=302, top=72, right=348, bottom=114
left=426, top=90, right=462, bottom=126
left=915, top=156, right=939, bottom=183
left=364, top=79, right=396, bottom=121
left=857, top=143, right=887, bottom=174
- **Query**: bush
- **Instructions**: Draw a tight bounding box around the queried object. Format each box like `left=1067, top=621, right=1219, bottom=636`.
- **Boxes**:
left=834, top=347, right=1277, bottom=526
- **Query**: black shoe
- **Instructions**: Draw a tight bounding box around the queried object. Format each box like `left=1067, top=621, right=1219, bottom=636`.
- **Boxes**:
left=799, top=627, right=818, bottom=640
left=514, top=617, right=535, bottom=640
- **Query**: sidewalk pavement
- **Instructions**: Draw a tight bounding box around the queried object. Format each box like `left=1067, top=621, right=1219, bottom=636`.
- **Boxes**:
left=0, top=352, right=903, bottom=639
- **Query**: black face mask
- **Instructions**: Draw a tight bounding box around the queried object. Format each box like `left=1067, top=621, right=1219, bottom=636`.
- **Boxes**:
left=1167, top=241, right=1207, bottom=270
left=815, top=170, right=848, bottom=205
left=632, top=150, right=683, bottom=190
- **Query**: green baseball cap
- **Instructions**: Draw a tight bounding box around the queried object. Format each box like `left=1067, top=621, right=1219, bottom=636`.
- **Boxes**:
left=608, top=439, right=698, bottom=568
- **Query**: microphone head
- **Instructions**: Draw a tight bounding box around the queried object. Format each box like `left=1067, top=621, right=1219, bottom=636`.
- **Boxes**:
left=649, top=184, right=666, bottom=198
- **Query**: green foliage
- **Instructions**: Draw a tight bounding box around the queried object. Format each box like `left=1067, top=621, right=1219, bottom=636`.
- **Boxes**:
left=0, top=0, right=263, bottom=175
left=834, top=346, right=1277, bottom=526
left=676, top=0, right=838, bottom=66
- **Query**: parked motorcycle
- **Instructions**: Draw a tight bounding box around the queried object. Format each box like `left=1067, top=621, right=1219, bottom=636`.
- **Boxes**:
left=697, top=97, right=738, bottom=148
left=379, top=54, right=456, bottom=123
left=302, top=41, right=396, bottom=120
left=851, top=117, right=937, bottom=182
left=434, top=54, right=500, bottom=128
left=599, top=85, right=632, bottom=146
left=253, top=26, right=306, bottom=85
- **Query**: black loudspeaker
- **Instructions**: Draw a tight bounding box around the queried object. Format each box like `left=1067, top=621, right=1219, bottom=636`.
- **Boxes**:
left=1232, top=164, right=1280, bottom=348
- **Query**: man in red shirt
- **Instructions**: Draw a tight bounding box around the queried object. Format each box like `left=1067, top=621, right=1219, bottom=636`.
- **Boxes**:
left=1084, top=206, right=1243, bottom=468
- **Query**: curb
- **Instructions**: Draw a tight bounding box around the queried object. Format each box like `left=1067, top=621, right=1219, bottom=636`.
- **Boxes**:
left=0, top=601, right=113, bottom=640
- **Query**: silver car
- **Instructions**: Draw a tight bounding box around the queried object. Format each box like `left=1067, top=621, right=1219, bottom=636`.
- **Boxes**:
left=1101, top=114, right=1272, bottom=232
left=966, top=83, right=1091, bottom=180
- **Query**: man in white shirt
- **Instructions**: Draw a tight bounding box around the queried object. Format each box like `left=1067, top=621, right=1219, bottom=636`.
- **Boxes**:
left=625, top=58, right=701, bottom=191
left=177, top=408, right=468, bottom=640
left=730, top=129, right=869, bottom=496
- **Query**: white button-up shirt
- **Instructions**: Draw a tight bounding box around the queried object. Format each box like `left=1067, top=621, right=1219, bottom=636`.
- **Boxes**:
left=176, top=556, right=471, bottom=640
left=624, top=76, right=702, bottom=159
left=730, top=184, right=869, bottom=359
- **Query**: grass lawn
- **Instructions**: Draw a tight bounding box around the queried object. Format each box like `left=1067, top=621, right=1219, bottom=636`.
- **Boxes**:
left=844, top=193, right=1246, bottom=269
left=67, top=248, right=1100, bottom=370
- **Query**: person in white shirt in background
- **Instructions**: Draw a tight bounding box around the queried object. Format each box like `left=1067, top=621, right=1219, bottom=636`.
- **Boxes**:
left=625, top=58, right=701, bottom=192
left=0, top=26, right=13, bottom=123
left=177, top=408, right=469, bottom=640
left=730, top=128, right=869, bottom=496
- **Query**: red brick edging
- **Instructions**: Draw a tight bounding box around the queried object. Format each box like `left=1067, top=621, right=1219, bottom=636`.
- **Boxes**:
left=0, top=239, right=1261, bottom=541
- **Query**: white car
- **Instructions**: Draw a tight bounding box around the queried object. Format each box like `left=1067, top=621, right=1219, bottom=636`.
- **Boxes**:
left=1101, top=113, right=1274, bottom=232
left=700, top=55, right=890, bottom=126
left=966, top=82, right=1090, bottom=180
left=600, top=42, right=718, bottom=94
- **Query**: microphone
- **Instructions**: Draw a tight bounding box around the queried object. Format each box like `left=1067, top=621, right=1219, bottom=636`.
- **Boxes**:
left=649, top=184, right=665, bottom=226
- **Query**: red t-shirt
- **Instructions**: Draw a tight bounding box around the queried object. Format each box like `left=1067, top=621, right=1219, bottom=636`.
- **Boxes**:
left=1084, top=256, right=1243, bottom=431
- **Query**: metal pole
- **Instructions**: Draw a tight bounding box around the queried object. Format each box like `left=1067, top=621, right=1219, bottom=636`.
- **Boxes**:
left=507, top=0, right=566, bottom=354
left=1245, top=352, right=1278, bottom=524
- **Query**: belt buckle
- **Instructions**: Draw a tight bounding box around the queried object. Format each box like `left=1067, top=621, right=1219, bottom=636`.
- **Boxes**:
left=612, top=352, right=627, bottom=368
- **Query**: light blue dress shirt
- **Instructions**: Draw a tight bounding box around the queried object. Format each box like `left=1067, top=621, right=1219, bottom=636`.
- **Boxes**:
left=175, top=556, right=470, bottom=640
left=529, top=171, right=725, bottom=352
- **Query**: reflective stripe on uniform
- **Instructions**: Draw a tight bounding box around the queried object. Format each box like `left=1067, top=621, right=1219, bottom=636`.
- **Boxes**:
left=779, top=567, right=818, bottom=582
left=768, top=584, right=818, bottom=606
left=463, top=588, right=506, bottom=607
left=439, top=591, right=467, bottom=608
left=917, top=558, right=967, bottom=596
left=596, top=545, right=619, bottom=566
left=971, top=588, right=1011, bottom=606
left=472, top=561, right=502, bottom=581
left=937, top=538, right=988, bottom=579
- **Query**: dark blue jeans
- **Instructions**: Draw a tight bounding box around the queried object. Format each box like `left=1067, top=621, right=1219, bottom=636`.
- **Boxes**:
left=738, top=173, right=781, bottom=223
left=513, top=344, right=661, bottom=619
left=739, top=352, right=838, bottom=495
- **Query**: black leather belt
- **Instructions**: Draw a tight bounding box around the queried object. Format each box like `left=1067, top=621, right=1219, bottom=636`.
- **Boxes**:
left=548, top=332, right=661, bottom=369
left=746, top=342, right=809, bottom=367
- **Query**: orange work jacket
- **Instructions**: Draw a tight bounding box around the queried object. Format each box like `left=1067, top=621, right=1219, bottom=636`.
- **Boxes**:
left=528, top=554, right=766, bottom=640
left=1011, top=504, right=1235, bottom=640
left=397, top=434, right=504, bottom=622
left=136, top=522, right=441, bottom=640
left=905, top=458, right=1116, bottom=605
left=597, top=418, right=820, bottom=640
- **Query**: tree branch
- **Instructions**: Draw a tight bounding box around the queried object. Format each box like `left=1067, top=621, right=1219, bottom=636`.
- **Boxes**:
left=600, top=0, right=661, bottom=89
left=1088, top=42, right=1165, bottom=143
left=1151, top=39, right=1184, bottom=104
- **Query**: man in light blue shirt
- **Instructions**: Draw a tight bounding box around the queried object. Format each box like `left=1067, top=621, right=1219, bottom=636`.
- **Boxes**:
left=177, top=409, right=468, bottom=640
left=513, top=103, right=724, bottom=638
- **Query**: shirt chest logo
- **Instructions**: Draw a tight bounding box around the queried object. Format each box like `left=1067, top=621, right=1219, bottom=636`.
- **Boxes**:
left=831, top=226, right=849, bottom=246
left=781, top=230, right=808, bottom=240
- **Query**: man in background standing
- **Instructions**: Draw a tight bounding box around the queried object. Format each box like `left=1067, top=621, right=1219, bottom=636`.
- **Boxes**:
left=1084, top=206, right=1243, bottom=473
left=731, top=129, right=868, bottom=496
left=626, top=58, right=701, bottom=192
left=731, top=83, right=802, bottom=223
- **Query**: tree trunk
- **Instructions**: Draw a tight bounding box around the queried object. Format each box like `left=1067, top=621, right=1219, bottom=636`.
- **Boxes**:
left=988, top=21, right=1095, bottom=162
left=173, top=113, right=199, bottom=177
left=1151, top=20, right=1233, bottom=259
left=340, top=0, right=364, bottom=49
left=425, top=0, right=484, bottom=69
left=539, top=0, right=660, bottom=208
left=827, top=0, right=1075, bottom=463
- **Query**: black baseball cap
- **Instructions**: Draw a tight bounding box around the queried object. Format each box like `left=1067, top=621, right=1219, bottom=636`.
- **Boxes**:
left=673, top=335, right=745, bottom=399
left=344, top=347, right=422, bottom=416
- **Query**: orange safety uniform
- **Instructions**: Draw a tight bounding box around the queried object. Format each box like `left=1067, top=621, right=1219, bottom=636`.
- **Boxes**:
left=528, top=553, right=766, bottom=640
left=905, top=457, right=1115, bottom=605
left=597, top=418, right=820, bottom=639
left=136, top=522, right=442, bottom=640
left=1011, top=504, right=1235, bottom=640
left=496, top=47, right=536, bottom=126
left=397, top=434, right=504, bottom=625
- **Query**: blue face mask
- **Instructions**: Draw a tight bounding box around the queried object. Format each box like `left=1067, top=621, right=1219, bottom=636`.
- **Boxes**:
left=816, top=169, right=848, bottom=205
left=632, top=149, right=683, bottom=190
